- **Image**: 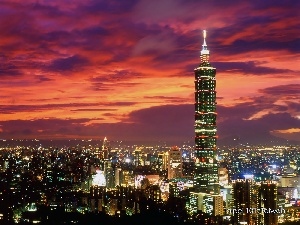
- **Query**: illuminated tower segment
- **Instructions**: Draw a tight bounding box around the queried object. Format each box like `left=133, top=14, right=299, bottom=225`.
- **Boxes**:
left=194, top=30, right=219, bottom=194
left=102, top=137, right=109, bottom=160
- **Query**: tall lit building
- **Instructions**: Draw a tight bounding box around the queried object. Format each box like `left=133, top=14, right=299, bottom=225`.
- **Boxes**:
left=232, top=179, right=280, bottom=225
left=218, top=167, right=229, bottom=186
left=102, top=137, right=109, bottom=160
left=134, top=149, right=142, bottom=167
left=232, top=179, right=257, bottom=225
left=188, top=192, right=223, bottom=216
left=194, top=30, right=219, bottom=194
left=260, top=182, right=278, bottom=225
left=168, top=146, right=182, bottom=179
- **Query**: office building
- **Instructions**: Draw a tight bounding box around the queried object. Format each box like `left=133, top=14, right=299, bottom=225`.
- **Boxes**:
left=168, top=146, right=182, bottom=179
left=193, top=30, right=219, bottom=195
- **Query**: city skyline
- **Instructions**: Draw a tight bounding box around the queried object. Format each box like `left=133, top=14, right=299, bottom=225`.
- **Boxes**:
left=0, top=0, right=299, bottom=145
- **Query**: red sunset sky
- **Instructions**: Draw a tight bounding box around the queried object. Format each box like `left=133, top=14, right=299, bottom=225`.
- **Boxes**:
left=0, top=0, right=299, bottom=145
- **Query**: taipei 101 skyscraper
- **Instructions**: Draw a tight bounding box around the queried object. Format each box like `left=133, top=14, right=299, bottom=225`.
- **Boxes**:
left=193, top=30, right=219, bottom=195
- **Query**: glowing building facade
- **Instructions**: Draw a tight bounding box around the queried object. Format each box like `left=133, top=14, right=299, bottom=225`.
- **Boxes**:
left=168, top=146, right=182, bottom=179
left=232, top=180, right=280, bottom=225
left=102, top=137, right=109, bottom=160
left=194, top=30, right=219, bottom=194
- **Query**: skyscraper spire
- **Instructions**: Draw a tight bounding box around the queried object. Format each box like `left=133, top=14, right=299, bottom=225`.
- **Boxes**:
left=202, top=30, right=209, bottom=53
left=202, top=30, right=207, bottom=47
left=200, top=30, right=210, bottom=62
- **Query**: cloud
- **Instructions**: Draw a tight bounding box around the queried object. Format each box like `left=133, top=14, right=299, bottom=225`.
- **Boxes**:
left=0, top=66, right=22, bottom=77
left=82, top=0, right=138, bottom=15
left=0, top=102, right=137, bottom=114
left=0, top=56, right=23, bottom=77
left=0, top=0, right=298, bottom=145
left=70, top=108, right=117, bottom=112
left=90, top=70, right=143, bottom=83
left=36, top=75, right=54, bottom=82
left=259, top=84, right=300, bottom=96
left=0, top=105, right=195, bottom=142
left=0, top=118, right=90, bottom=139
left=46, top=55, right=90, bottom=72
left=132, top=33, right=176, bottom=56
left=214, top=61, right=293, bottom=75
left=273, top=128, right=300, bottom=134
left=1, top=102, right=299, bottom=144
left=271, top=129, right=300, bottom=143
left=144, top=96, right=190, bottom=104
left=218, top=107, right=300, bottom=144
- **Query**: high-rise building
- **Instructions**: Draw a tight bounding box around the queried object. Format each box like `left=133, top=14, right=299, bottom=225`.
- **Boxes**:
left=194, top=30, right=219, bottom=194
left=260, top=182, right=278, bottom=225
left=104, top=160, right=115, bottom=189
left=168, top=146, right=182, bottom=179
left=133, top=149, right=142, bottom=167
left=219, top=167, right=229, bottom=186
left=89, top=185, right=105, bottom=212
left=212, top=195, right=224, bottom=216
left=232, top=179, right=280, bottom=225
left=158, top=152, right=168, bottom=171
left=102, top=137, right=109, bottom=160
left=94, top=137, right=109, bottom=161
left=188, top=192, right=223, bottom=216
left=232, top=179, right=257, bottom=225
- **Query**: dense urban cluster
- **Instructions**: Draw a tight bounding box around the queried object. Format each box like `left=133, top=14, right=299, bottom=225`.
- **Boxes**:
left=1, top=31, right=298, bottom=225
left=0, top=139, right=299, bottom=224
